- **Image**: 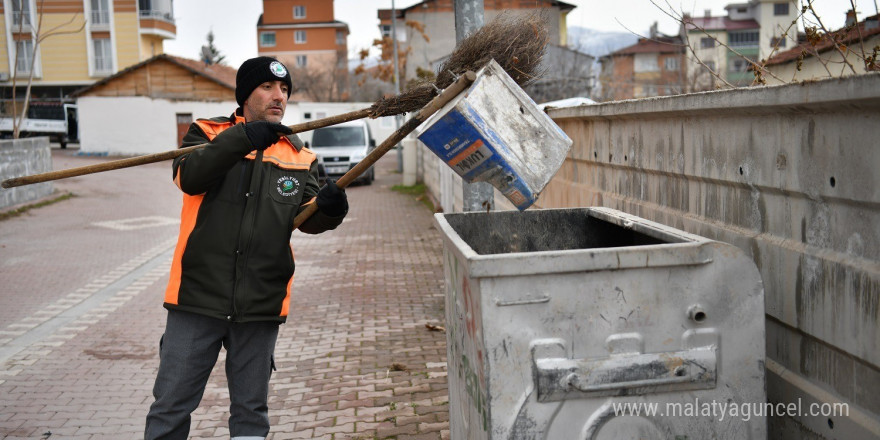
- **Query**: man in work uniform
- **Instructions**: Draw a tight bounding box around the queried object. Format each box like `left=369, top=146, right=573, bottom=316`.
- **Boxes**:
left=145, top=56, right=348, bottom=439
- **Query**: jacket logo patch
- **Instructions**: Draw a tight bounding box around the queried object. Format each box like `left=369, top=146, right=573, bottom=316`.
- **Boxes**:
left=277, top=176, right=300, bottom=197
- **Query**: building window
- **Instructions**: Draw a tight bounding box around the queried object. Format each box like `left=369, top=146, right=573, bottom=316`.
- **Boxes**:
left=664, top=56, right=680, bottom=71
left=380, top=24, right=391, bottom=38
left=700, top=37, right=715, bottom=48
left=15, top=40, right=34, bottom=74
left=736, top=7, right=747, bottom=13
left=296, top=55, right=307, bottom=68
left=634, top=53, right=659, bottom=73
left=295, top=30, right=307, bottom=44
left=729, top=58, right=751, bottom=73
left=294, top=5, right=306, bottom=18
left=770, top=36, right=787, bottom=48
left=774, top=3, right=789, bottom=16
left=260, top=32, right=276, bottom=47
left=11, top=0, right=32, bottom=27
left=728, top=31, right=759, bottom=47
left=91, top=0, right=110, bottom=25
left=336, top=31, right=345, bottom=45
left=93, top=38, right=113, bottom=73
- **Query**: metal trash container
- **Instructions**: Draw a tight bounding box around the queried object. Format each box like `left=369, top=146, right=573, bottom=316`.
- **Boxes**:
left=435, top=207, right=766, bottom=440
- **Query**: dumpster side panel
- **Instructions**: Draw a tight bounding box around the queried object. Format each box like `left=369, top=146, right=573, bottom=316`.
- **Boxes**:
left=444, top=248, right=491, bottom=440
left=478, top=241, right=765, bottom=439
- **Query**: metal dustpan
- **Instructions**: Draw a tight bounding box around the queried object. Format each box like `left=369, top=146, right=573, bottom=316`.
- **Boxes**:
left=416, top=59, right=572, bottom=210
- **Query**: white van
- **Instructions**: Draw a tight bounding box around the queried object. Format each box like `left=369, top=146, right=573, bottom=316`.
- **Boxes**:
left=306, top=120, right=377, bottom=185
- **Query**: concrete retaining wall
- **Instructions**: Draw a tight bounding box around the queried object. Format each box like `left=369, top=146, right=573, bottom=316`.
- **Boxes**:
left=0, top=137, right=53, bottom=209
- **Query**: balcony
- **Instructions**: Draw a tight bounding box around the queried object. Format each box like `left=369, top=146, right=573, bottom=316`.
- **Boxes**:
left=138, top=12, right=176, bottom=39
left=138, top=0, right=176, bottom=39
left=139, top=9, right=174, bottom=23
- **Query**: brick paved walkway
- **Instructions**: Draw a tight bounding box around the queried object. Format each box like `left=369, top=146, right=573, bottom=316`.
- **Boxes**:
left=0, top=148, right=450, bottom=439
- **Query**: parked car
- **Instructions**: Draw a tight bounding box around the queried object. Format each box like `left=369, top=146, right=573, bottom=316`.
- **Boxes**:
left=307, top=120, right=376, bottom=185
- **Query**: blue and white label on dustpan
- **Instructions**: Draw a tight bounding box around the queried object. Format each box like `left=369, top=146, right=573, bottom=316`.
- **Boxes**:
left=418, top=104, right=537, bottom=210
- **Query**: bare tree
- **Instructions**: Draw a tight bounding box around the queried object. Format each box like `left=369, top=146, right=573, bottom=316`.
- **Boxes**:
left=290, top=49, right=350, bottom=102
left=9, top=0, right=86, bottom=138
left=353, top=20, right=430, bottom=92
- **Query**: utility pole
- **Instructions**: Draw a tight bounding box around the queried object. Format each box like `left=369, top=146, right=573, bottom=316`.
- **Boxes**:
left=391, top=0, right=400, bottom=96
left=391, top=0, right=404, bottom=171
left=453, top=0, right=494, bottom=212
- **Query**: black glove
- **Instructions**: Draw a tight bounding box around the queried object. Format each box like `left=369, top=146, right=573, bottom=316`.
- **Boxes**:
left=244, top=121, right=293, bottom=151
left=316, top=179, right=348, bottom=217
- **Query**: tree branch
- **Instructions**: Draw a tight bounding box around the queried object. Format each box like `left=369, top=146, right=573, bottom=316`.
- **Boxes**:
left=804, top=0, right=858, bottom=74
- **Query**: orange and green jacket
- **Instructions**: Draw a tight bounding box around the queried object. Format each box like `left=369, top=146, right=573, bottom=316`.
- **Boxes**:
left=164, top=113, right=344, bottom=323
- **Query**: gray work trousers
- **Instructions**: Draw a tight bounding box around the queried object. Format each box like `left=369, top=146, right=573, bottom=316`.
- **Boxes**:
left=145, top=309, right=279, bottom=440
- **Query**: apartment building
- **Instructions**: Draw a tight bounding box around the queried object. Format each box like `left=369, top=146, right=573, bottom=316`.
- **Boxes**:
left=256, top=0, right=349, bottom=101
left=598, top=32, right=686, bottom=101
left=377, top=0, right=576, bottom=82
left=1, top=0, right=176, bottom=106
left=683, top=0, right=797, bottom=88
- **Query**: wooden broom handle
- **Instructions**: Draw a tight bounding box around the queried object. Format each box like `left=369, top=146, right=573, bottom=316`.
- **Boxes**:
left=1, top=108, right=374, bottom=189
left=293, top=71, right=476, bottom=230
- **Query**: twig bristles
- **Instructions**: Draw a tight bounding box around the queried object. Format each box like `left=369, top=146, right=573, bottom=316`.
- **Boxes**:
left=369, top=12, right=549, bottom=118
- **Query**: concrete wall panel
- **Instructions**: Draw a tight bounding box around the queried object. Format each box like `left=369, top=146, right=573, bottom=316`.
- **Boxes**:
left=0, top=137, right=53, bottom=209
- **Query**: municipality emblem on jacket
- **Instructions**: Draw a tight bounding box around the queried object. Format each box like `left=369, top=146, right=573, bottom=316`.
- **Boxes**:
left=277, top=176, right=300, bottom=197
left=269, top=61, right=287, bottom=78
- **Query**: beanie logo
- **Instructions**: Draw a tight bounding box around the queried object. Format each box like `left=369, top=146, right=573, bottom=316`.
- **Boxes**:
left=269, top=61, right=287, bottom=78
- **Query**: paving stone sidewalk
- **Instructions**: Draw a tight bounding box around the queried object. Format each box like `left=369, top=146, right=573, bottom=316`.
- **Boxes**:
left=0, top=150, right=451, bottom=439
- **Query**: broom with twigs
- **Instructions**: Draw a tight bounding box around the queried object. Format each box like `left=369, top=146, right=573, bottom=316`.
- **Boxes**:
left=1, top=13, right=549, bottom=190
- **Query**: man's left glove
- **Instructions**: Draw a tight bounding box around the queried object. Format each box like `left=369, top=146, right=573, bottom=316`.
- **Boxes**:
left=244, top=121, right=293, bottom=151
left=316, top=179, right=348, bottom=217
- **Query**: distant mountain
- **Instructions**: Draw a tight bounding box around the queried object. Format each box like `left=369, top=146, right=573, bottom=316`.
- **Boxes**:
left=567, top=26, right=639, bottom=58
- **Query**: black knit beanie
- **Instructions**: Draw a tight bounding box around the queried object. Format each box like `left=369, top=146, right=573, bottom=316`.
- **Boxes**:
left=235, top=56, right=293, bottom=107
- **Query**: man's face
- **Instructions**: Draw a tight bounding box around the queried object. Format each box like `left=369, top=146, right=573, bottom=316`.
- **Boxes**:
left=242, top=80, right=288, bottom=123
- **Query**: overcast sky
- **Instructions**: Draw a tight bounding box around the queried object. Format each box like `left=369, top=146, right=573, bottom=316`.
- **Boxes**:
left=164, top=0, right=859, bottom=68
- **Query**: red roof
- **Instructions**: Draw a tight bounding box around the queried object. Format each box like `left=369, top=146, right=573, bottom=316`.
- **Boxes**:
left=684, top=16, right=759, bottom=31
left=765, top=14, right=880, bottom=66
left=612, top=37, right=684, bottom=55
